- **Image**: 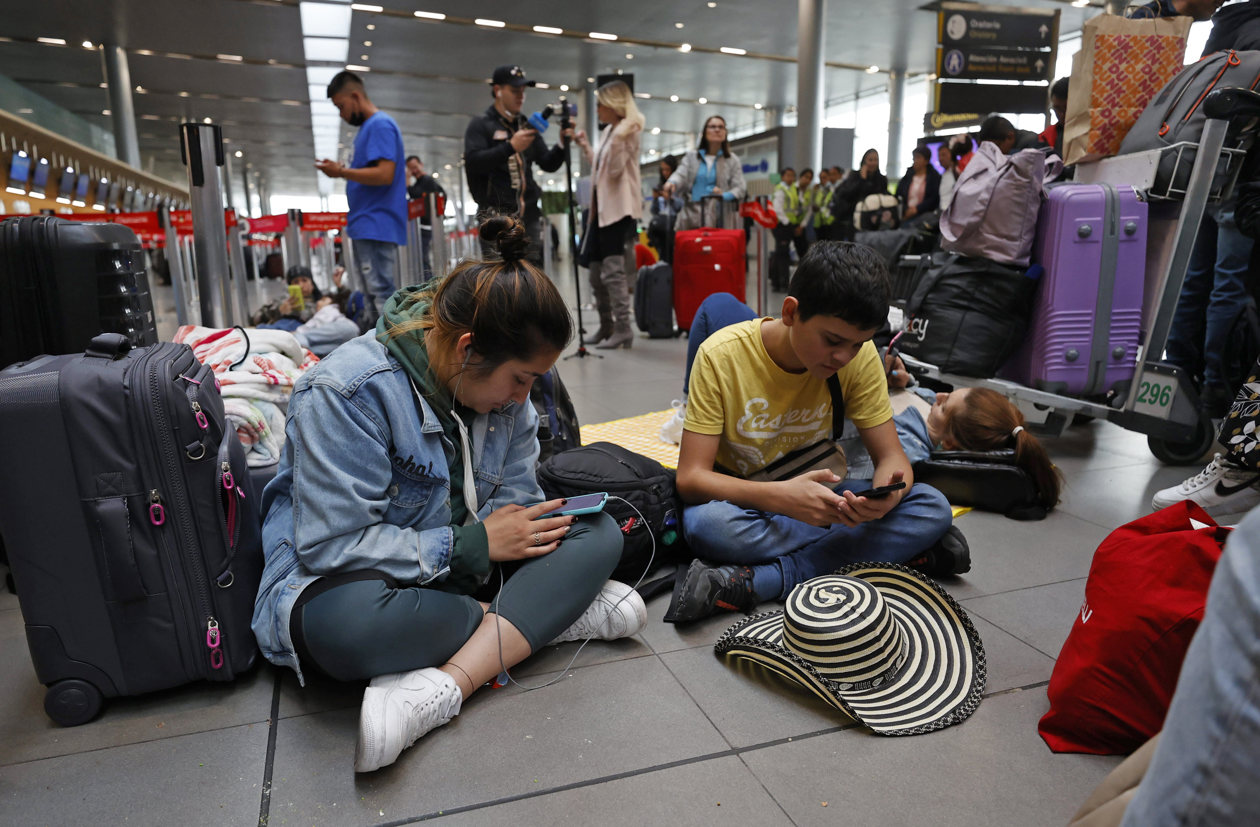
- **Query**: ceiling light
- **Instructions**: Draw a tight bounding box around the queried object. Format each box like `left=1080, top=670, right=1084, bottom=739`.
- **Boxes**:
left=203, top=117, right=212, bottom=123
left=720, top=46, right=746, bottom=55
left=304, top=37, right=349, bottom=62
left=475, top=18, right=505, bottom=28
left=363, top=40, right=372, bottom=46
left=134, top=49, right=154, bottom=55
left=866, top=65, right=880, bottom=73
left=670, top=95, right=679, bottom=102
left=1071, top=0, right=1090, bottom=5
left=17, top=107, right=33, bottom=114
left=346, top=64, right=371, bottom=71
left=589, top=32, right=617, bottom=40
left=675, top=22, right=684, bottom=28
left=707, top=2, right=717, bottom=6
left=350, top=3, right=384, bottom=11
left=679, top=43, right=692, bottom=53
left=649, top=149, right=658, bottom=156
left=535, top=82, right=550, bottom=89
left=444, top=164, right=452, bottom=169
left=626, top=53, right=634, bottom=59
left=651, top=126, right=661, bottom=134
left=99, top=82, right=108, bottom=88
left=754, top=103, right=763, bottom=109
left=37, top=37, right=67, bottom=46
left=560, top=84, right=570, bottom=91
left=547, top=179, right=555, bottom=185
left=234, top=150, right=243, bottom=158
left=698, top=96, right=708, bottom=104
left=635, top=92, right=651, bottom=99
left=81, top=40, right=93, bottom=48
left=366, top=24, right=375, bottom=30
left=178, top=91, right=190, bottom=97
left=217, top=53, right=243, bottom=62
left=141, top=114, right=160, bottom=120
left=135, top=85, right=146, bottom=93
left=414, top=11, right=446, bottom=20
left=102, top=109, right=112, bottom=115
left=432, top=172, right=439, bottom=178
left=300, top=2, right=352, bottom=37
left=586, top=77, right=594, bottom=83
left=360, top=54, right=369, bottom=60
left=534, top=25, right=562, bottom=34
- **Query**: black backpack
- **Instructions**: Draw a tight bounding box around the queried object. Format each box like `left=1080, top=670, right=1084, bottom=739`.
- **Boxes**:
left=537, top=442, right=687, bottom=583
left=530, top=367, right=581, bottom=463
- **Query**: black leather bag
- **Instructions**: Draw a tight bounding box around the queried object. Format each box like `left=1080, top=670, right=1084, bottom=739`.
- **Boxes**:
left=914, top=448, right=1047, bottom=521
left=898, top=252, right=1037, bottom=378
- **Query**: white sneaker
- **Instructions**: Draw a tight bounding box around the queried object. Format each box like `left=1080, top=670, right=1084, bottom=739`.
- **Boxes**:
left=1151, top=453, right=1260, bottom=517
left=550, top=580, right=647, bottom=644
left=659, top=398, right=687, bottom=445
left=355, top=667, right=463, bottom=772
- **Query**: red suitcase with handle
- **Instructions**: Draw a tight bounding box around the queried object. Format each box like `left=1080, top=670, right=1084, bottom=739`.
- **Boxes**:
left=672, top=227, right=745, bottom=329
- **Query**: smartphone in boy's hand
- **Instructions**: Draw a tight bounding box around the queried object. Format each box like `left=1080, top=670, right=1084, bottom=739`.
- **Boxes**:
left=852, top=481, right=907, bottom=500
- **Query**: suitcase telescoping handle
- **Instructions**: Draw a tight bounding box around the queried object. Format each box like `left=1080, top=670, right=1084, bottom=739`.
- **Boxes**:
left=85, top=332, right=132, bottom=361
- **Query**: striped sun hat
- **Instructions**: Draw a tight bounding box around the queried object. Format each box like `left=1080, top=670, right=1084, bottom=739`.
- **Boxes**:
left=715, top=564, right=986, bottom=735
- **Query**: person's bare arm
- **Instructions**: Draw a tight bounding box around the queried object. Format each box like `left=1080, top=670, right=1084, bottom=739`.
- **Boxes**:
left=834, top=419, right=914, bottom=527
left=676, top=430, right=847, bottom=527
left=315, top=159, right=396, bottom=187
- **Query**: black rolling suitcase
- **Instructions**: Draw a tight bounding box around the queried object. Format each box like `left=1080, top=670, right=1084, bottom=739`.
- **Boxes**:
left=0, top=215, right=157, bottom=370
left=635, top=260, right=676, bottom=338
left=0, top=334, right=263, bottom=725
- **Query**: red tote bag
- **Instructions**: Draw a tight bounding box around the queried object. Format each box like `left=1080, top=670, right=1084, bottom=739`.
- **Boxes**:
left=1038, top=501, right=1229, bottom=755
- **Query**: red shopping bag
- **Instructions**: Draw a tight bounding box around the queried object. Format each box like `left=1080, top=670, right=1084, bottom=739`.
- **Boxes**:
left=1038, top=501, right=1228, bottom=755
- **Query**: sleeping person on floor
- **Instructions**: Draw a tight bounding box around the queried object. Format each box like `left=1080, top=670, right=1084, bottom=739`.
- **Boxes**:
left=665, top=242, right=958, bottom=624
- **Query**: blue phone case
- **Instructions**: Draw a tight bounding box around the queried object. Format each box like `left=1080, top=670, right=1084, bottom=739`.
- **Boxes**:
left=538, top=493, right=607, bottom=519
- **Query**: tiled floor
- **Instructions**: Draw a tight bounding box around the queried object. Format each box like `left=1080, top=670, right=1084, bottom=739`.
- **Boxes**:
left=0, top=261, right=1206, bottom=825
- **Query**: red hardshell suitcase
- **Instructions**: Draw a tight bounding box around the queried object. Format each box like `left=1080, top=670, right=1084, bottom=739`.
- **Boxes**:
left=672, top=228, right=745, bottom=329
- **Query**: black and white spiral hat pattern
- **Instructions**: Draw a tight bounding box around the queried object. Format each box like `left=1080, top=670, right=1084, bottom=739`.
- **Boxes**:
left=715, top=564, right=986, bottom=736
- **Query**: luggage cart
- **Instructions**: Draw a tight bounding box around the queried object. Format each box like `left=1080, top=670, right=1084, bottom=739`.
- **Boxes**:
left=901, top=88, right=1259, bottom=465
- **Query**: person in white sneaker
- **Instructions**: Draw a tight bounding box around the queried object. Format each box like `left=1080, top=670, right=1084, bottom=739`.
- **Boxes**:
left=1152, top=453, right=1260, bottom=517
left=252, top=215, right=645, bottom=774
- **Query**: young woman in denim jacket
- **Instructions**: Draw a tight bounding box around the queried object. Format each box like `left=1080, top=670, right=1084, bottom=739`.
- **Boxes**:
left=252, top=216, right=645, bottom=772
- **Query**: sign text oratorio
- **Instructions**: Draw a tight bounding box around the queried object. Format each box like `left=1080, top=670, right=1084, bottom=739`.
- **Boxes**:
left=939, top=6, right=1058, bottom=50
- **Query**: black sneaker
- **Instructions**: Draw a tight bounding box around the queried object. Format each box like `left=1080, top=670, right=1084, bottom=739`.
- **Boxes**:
left=663, top=559, right=756, bottom=624
left=905, top=525, right=971, bottom=577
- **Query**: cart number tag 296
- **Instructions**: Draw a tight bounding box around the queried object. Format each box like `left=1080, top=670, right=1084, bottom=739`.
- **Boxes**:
left=1134, top=374, right=1177, bottom=417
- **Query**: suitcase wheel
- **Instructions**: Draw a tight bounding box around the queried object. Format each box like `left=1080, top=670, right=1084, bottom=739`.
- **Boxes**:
left=45, top=679, right=104, bottom=727
left=1147, top=415, right=1215, bottom=466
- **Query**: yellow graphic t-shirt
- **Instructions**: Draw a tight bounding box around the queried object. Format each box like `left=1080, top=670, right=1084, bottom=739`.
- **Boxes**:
left=684, top=318, right=893, bottom=477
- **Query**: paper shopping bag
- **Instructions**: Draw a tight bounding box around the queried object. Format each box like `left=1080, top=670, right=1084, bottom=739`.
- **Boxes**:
left=1063, top=12, right=1192, bottom=165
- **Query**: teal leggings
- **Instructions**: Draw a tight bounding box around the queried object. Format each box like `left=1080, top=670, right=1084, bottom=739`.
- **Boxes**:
left=292, top=512, right=621, bottom=681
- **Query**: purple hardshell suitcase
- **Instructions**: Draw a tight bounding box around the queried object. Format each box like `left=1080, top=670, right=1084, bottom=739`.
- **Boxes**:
left=1001, top=183, right=1147, bottom=397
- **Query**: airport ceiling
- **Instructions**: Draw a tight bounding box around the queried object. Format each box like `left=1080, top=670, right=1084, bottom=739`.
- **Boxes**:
left=0, top=0, right=1099, bottom=198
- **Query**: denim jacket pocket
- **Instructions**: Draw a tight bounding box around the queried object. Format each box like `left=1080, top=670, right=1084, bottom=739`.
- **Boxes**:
left=384, top=465, right=441, bottom=523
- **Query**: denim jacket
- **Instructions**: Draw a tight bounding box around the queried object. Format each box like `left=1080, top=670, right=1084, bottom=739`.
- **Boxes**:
left=250, top=332, right=544, bottom=684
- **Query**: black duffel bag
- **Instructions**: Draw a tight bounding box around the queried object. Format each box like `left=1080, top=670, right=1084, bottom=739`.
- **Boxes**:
left=898, top=252, right=1036, bottom=378
left=537, top=442, right=687, bottom=584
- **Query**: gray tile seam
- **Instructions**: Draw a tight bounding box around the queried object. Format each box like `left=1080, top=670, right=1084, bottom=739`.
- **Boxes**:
left=352, top=680, right=1050, bottom=825
left=257, top=671, right=282, bottom=827
left=734, top=751, right=803, bottom=826
left=958, top=575, right=1089, bottom=603
left=964, top=599, right=1076, bottom=660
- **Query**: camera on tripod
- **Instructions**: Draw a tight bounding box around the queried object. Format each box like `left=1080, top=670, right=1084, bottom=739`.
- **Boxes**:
left=527, top=96, right=577, bottom=133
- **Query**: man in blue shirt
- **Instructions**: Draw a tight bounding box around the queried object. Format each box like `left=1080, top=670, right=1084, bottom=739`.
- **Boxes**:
left=316, top=71, right=406, bottom=315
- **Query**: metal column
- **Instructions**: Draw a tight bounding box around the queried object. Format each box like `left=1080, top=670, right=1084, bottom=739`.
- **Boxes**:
left=282, top=208, right=304, bottom=274
left=180, top=122, right=232, bottom=327
left=794, top=0, right=826, bottom=173
left=427, top=191, right=449, bottom=279
left=103, top=45, right=141, bottom=168
left=887, top=70, right=906, bottom=182
left=162, top=210, right=192, bottom=327
left=227, top=219, right=252, bottom=325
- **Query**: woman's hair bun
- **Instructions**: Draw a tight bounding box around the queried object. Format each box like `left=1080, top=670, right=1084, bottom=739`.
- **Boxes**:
left=481, top=215, right=530, bottom=262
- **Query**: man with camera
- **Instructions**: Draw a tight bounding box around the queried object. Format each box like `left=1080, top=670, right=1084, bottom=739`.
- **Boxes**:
left=464, top=64, right=572, bottom=266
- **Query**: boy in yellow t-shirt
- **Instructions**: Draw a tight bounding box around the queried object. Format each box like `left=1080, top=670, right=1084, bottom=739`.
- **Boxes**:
left=665, top=242, right=955, bottom=623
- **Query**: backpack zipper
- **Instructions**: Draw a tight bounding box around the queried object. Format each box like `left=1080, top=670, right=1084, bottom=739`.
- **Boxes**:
left=1158, top=54, right=1226, bottom=137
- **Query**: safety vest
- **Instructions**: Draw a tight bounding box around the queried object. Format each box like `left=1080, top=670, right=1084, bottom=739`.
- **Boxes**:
left=813, top=185, right=835, bottom=226
left=776, top=182, right=802, bottom=224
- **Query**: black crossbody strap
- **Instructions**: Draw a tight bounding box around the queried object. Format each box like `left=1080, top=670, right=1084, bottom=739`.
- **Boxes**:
left=827, top=374, right=845, bottom=437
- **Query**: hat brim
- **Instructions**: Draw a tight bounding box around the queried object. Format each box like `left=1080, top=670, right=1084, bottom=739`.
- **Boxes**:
left=715, top=564, right=986, bottom=736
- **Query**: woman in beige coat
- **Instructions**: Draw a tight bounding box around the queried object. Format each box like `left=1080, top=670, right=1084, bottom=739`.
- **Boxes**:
left=574, top=80, right=644, bottom=349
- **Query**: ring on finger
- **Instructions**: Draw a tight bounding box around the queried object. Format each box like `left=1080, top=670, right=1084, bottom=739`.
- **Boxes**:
left=533, top=531, right=542, bottom=546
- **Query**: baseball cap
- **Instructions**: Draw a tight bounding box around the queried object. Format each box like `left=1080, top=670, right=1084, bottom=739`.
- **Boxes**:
left=491, top=65, right=536, bottom=87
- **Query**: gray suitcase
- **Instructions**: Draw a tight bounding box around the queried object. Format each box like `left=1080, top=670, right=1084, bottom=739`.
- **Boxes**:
left=0, top=334, right=263, bottom=725
left=635, top=260, right=676, bottom=338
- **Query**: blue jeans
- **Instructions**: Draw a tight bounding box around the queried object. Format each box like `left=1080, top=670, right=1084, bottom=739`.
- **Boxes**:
left=1121, top=506, right=1260, bottom=825
left=1165, top=205, right=1255, bottom=390
left=683, top=480, right=952, bottom=600
left=352, top=238, right=399, bottom=315
left=683, top=292, right=756, bottom=394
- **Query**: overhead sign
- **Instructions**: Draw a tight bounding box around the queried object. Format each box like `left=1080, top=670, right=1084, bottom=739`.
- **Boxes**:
left=923, top=111, right=987, bottom=132
left=936, top=82, right=1049, bottom=117
left=939, top=4, right=1057, bottom=50
left=937, top=46, right=1053, bottom=82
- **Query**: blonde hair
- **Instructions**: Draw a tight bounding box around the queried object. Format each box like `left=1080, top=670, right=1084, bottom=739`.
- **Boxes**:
left=596, top=80, right=645, bottom=131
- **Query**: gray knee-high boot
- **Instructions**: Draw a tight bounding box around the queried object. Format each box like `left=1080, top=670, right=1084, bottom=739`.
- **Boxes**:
left=595, top=252, right=634, bottom=350
left=586, top=260, right=613, bottom=344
